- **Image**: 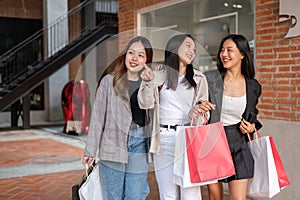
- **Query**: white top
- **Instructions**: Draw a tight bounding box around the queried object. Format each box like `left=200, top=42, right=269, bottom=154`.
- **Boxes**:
left=159, top=75, right=194, bottom=125
left=221, top=94, right=246, bottom=126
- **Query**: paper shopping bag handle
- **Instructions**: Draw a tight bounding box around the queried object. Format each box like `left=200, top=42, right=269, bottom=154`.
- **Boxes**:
left=191, top=113, right=209, bottom=126
left=247, top=128, right=261, bottom=141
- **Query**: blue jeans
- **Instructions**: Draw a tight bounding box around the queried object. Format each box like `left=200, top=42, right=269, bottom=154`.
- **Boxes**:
left=100, top=127, right=149, bottom=200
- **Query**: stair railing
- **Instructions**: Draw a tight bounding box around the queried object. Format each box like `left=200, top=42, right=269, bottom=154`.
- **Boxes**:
left=0, top=0, right=117, bottom=96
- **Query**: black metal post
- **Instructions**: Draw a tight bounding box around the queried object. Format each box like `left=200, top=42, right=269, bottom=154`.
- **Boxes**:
left=22, top=93, right=30, bottom=129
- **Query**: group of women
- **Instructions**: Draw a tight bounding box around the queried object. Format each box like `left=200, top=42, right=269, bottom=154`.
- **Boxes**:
left=82, top=32, right=262, bottom=200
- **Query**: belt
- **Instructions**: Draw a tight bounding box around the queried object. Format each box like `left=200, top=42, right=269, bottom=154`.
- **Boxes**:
left=160, top=123, right=189, bottom=130
left=159, top=124, right=184, bottom=131
left=160, top=124, right=177, bottom=130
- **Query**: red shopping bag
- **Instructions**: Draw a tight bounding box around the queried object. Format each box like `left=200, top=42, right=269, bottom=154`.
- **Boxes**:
left=269, top=137, right=290, bottom=188
left=247, top=132, right=290, bottom=198
left=185, top=122, right=235, bottom=183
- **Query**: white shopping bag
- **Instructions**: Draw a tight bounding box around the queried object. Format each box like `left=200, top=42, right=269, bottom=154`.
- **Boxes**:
left=247, top=136, right=280, bottom=198
left=173, top=125, right=217, bottom=188
left=79, top=162, right=105, bottom=200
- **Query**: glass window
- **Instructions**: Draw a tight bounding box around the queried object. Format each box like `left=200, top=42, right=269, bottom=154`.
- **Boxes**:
left=139, top=0, right=254, bottom=71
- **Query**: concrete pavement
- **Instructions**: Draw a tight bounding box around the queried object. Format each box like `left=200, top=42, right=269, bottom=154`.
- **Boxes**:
left=0, top=125, right=228, bottom=199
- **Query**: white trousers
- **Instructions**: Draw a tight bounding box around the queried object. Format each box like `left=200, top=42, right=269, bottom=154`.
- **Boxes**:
left=154, top=128, right=202, bottom=200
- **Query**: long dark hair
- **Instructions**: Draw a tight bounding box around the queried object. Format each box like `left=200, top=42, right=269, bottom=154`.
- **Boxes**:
left=216, top=34, right=255, bottom=79
left=97, top=36, right=153, bottom=91
left=164, top=34, right=196, bottom=90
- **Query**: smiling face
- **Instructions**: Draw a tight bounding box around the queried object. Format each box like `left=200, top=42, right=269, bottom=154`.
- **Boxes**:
left=125, top=41, right=147, bottom=74
left=178, top=37, right=196, bottom=66
left=220, top=39, right=244, bottom=70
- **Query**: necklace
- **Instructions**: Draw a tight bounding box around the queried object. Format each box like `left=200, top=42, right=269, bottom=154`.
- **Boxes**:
left=223, top=75, right=244, bottom=99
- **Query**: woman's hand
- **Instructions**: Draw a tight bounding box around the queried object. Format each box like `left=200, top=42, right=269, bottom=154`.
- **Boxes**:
left=188, top=104, right=203, bottom=119
left=239, top=119, right=256, bottom=134
left=197, top=100, right=216, bottom=112
left=82, top=156, right=94, bottom=166
left=140, top=64, right=154, bottom=82
left=188, top=101, right=215, bottom=119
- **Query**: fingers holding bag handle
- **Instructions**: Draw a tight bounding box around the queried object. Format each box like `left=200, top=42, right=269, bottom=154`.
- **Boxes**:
left=84, top=157, right=100, bottom=176
left=190, top=112, right=210, bottom=127
left=82, top=156, right=93, bottom=166
left=247, top=128, right=261, bottom=141
left=188, top=100, right=215, bottom=123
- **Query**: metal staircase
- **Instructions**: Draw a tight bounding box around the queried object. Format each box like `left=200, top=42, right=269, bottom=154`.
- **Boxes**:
left=0, top=0, right=118, bottom=128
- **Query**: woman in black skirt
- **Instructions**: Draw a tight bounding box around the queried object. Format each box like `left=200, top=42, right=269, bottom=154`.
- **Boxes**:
left=197, top=34, right=262, bottom=200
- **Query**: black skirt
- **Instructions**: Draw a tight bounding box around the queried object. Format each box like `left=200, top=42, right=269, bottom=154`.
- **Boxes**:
left=220, top=123, right=254, bottom=183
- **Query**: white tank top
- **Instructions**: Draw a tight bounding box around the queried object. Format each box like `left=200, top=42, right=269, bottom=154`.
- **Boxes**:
left=221, top=94, right=246, bottom=126
left=159, top=76, right=194, bottom=125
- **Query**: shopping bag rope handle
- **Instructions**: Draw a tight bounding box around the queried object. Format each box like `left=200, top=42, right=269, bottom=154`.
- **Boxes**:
left=247, top=128, right=261, bottom=141
left=191, top=113, right=209, bottom=126
left=84, top=158, right=99, bottom=176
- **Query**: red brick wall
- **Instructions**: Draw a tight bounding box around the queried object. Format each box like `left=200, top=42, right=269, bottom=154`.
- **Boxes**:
left=0, top=0, right=43, bottom=19
left=256, top=0, right=300, bottom=121
left=0, top=0, right=80, bottom=20
left=118, top=0, right=168, bottom=49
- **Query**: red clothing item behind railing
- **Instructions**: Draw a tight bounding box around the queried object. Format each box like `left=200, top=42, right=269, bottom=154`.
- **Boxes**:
left=61, top=80, right=91, bottom=134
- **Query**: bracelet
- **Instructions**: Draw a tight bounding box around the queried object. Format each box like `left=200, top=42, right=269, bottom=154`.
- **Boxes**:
left=196, top=100, right=202, bottom=105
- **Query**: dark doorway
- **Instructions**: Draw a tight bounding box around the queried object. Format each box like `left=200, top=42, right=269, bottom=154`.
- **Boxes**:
left=0, top=17, right=44, bottom=110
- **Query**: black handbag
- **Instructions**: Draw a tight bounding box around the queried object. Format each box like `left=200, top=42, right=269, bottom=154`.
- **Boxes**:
left=72, top=172, right=86, bottom=200
left=71, top=161, right=96, bottom=200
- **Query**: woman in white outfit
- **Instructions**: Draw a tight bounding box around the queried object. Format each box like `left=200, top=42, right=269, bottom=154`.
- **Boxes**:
left=138, top=34, right=212, bottom=200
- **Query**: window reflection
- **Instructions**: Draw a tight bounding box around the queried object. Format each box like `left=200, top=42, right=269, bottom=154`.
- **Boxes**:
left=139, top=0, right=254, bottom=72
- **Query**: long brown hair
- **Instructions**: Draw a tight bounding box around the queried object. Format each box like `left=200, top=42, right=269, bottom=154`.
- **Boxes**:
left=98, top=36, right=153, bottom=93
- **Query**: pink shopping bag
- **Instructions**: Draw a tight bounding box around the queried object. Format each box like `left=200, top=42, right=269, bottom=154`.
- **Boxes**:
left=185, top=122, right=235, bottom=183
